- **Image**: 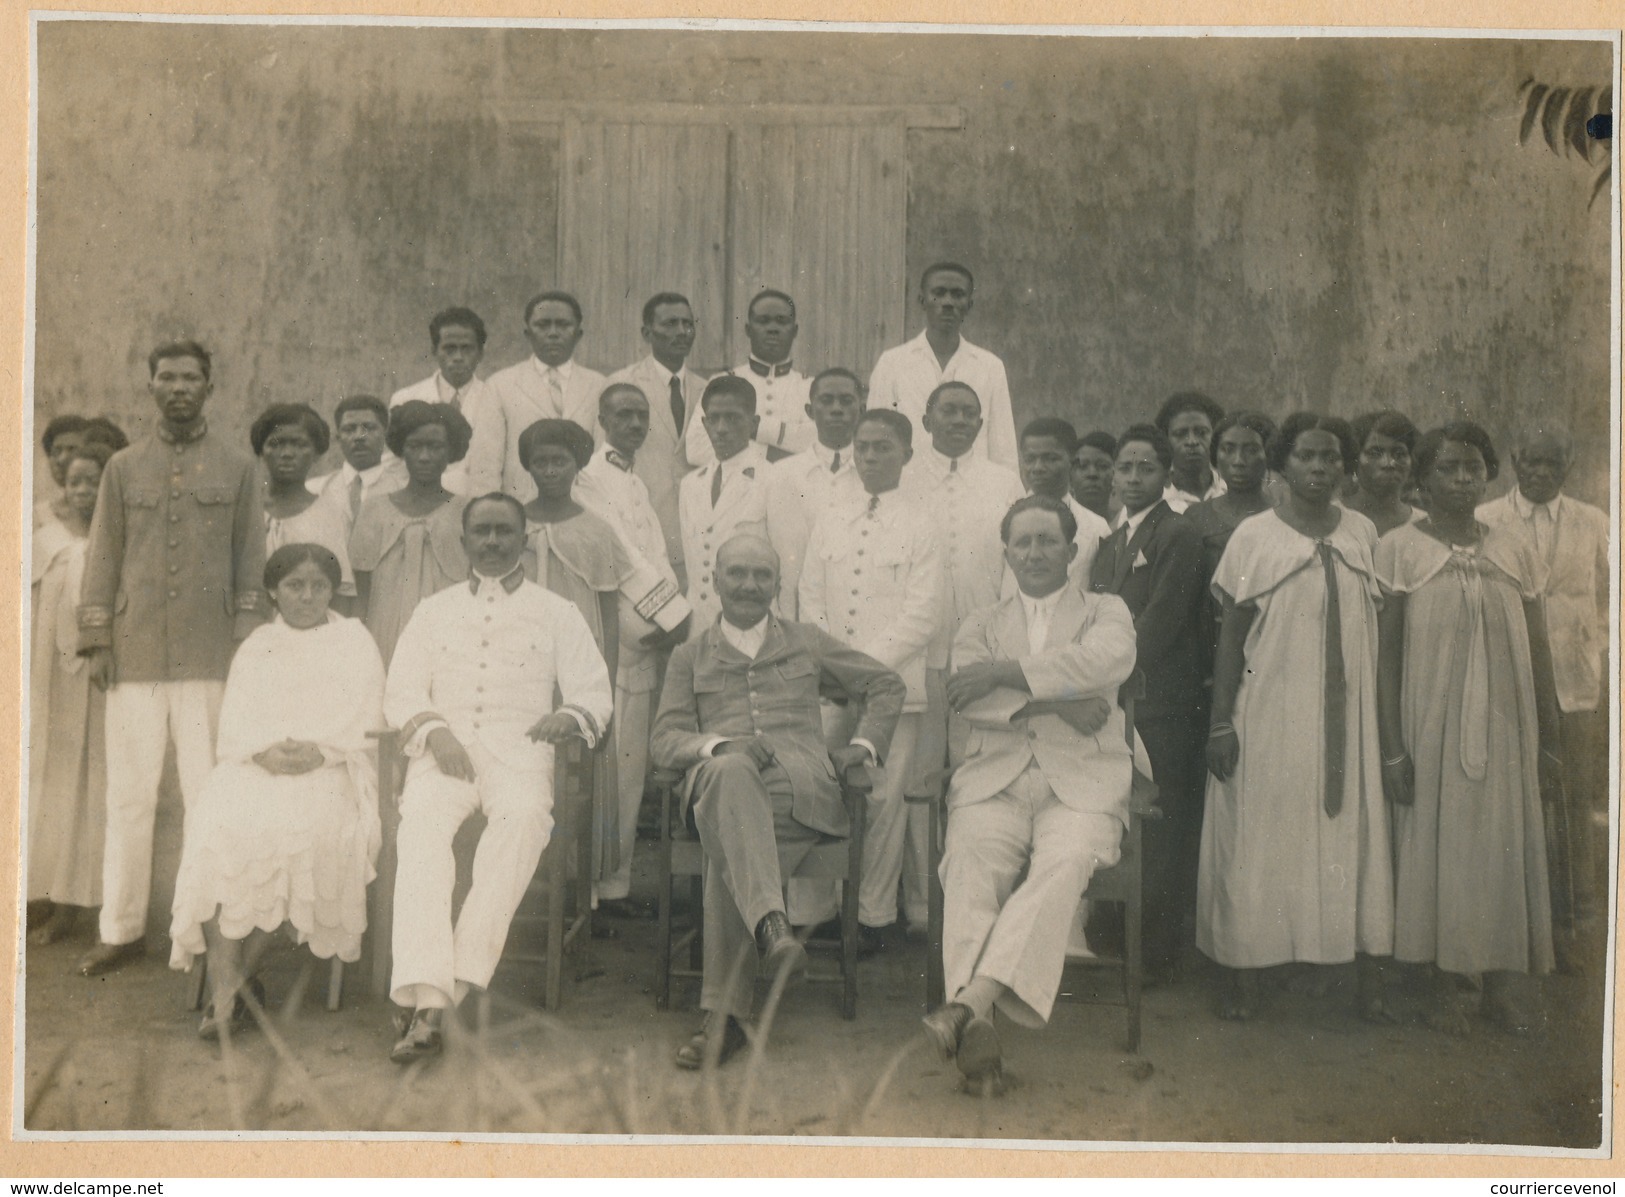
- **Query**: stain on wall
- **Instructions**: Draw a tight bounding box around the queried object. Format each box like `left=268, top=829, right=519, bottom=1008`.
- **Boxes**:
left=34, top=25, right=1613, bottom=503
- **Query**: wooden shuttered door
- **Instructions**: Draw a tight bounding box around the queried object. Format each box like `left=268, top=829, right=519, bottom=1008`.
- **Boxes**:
left=532, top=103, right=960, bottom=380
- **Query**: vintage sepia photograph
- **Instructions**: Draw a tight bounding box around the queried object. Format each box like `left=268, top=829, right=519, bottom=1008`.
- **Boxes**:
left=18, top=14, right=1619, bottom=1150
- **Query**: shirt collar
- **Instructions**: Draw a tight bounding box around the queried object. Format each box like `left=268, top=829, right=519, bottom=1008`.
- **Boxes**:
left=650, top=358, right=681, bottom=386
left=909, top=328, right=972, bottom=368
left=919, top=444, right=972, bottom=478
left=1512, top=488, right=1559, bottom=521
left=530, top=356, right=574, bottom=382
left=1020, top=584, right=1066, bottom=621
left=715, top=443, right=765, bottom=483
left=468, top=564, right=526, bottom=596
left=1116, top=503, right=1155, bottom=536
left=810, top=440, right=850, bottom=471
left=342, top=458, right=391, bottom=487
left=157, top=418, right=208, bottom=445
left=600, top=443, right=635, bottom=472
left=718, top=613, right=771, bottom=659
left=746, top=356, right=794, bottom=379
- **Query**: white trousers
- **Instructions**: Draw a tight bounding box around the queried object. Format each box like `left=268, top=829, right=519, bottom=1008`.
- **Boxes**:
left=100, top=680, right=223, bottom=945
left=787, top=705, right=923, bottom=929
left=941, top=764, right=1122, bottom=1028
left=596, top=683, right=652, bottom=902
left=389, top=744, right=553, bottom=1010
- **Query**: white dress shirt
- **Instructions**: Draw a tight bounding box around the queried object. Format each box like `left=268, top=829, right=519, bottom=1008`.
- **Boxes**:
left=903, top=445, right=1025, bottom=664
left=1113, top=502, right=1156, bottom=537
left=1478, top=488, right=1610, bottom=712
left=384, top=569, right=614, bottom=773
left=467, top=355, right=608, bottom=501
left=1163, top=474, right=1226, bottom=514
left=867, top=330, right=1018, bottom=467
left=765, top=440, right=863, bottom=620
left=799, top=484, right=945, bottom=712
left=389, top=371, right=491, bottom=496
left=306, top=455, right=409, bottom=532
left=1019, top=585, right=1068, bottom=656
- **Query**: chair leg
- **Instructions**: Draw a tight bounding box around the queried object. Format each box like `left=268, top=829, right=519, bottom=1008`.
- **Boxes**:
left=1124, top=866, right=1143, bottom=1052
left=656, top=838, right=673, bottom=1013
left=326, top=956, right=344, bottom=1013
left=545, top=841, right=565, bottom=1011
left=687, top=875, right=704, bottom=971
left=926, top=800, right=945, bottom=1010
left=187, top=955, right=208, bottom=1012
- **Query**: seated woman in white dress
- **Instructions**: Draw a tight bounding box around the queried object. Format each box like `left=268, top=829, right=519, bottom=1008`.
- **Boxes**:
left=251, top=403, right=356, bottom=615
left=169, top=543, right=385, bottom=1040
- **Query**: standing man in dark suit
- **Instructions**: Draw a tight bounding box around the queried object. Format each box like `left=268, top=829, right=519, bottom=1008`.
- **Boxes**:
left=1089, top=423, right=1207, bottom=984
left=609, top=292, right=709, bottom=581
left=651, top=534, right=905, bottom=1069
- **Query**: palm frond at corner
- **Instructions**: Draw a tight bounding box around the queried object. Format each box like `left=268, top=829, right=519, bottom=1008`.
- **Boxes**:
left=1517, top=79, right=1612, bottom=210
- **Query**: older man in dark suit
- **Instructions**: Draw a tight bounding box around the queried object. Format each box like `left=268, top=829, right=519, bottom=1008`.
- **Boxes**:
left=651, top=533, right=906, bottom=1069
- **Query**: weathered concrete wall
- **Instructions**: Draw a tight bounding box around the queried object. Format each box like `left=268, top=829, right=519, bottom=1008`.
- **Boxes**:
left=34, top=25, right=1613, bottom=501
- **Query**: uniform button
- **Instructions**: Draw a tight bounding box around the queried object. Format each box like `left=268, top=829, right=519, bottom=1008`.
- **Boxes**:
left=477, top=685, right=484, bottom=692
left=169, top=565, right=179, bottom=574
left=168, top=589, right=178, bottom=598
left=475, top=706, right=483, bottom=713
left=168, top=540, right=179, bottom=549
left=848, top=608, right=857, bottom=615
left=170, top=490, right=180, bottom=499
left=856, top=549, right=863, bottom=556
left=485, top=615, right=492, bottom=622
left=170, top=515, right=179, bottom=523
left=851, top=590, right=859, bottom=596
left=480, top=662, right=487, bottom=668
left=481, top=641, right=489, bottom=648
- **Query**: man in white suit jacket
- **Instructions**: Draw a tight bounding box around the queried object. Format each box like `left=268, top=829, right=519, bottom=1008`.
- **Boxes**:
left=465, top=291, right=607, bottom=502
left=610, top=292, right=709, bottom=581
left=678, top=375, right=769, bottom=637
left=390, top=306, right=492, bottom=496
left=922, top=495, right=1138, bottom=1083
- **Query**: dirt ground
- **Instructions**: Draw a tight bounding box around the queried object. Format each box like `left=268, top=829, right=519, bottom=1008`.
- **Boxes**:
left=20, top=801, right=1611, bottom=1148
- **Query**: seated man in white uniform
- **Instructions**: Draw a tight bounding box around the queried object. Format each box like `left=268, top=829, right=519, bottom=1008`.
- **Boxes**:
left=384, top=493, right=614, bottom=1063
left=923, top=494, right=1138, bottom=1083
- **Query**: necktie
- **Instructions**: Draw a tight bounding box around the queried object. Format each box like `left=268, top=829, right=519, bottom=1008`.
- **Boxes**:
left=1319, top=542, right=1346, bottom=818
left=950, top=457, right=958, bottom=473
left=830, top=451, right=840, bottom=474
left=710, top=464, right=723, bottom=507
left=669, top=375, right=685, bottom=434
left=347, top=473, right=364, bottom=520
left=1532, top=504, right=1554, bottom=564
left=546, top=367, right=564, bottom=414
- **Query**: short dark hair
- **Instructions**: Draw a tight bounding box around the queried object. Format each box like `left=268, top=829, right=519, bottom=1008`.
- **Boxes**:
left=333, top=394, right=390, bottom=430
left=148, top=340, right=212, bottom=380
left=462, top=492, right=527, bottom=533
left=264, top=542, right=343, bottom=593
left=81, top=417, right=129, bottom=452
left=63, top=441, right=115, bottom=474
left=598, top=381, right=648, bottom=415
left=41, top=415, right=88, bottom=454
left=524, top=291, right=583, bottom=326
left=1350, top=409, right=1419, bottom=456
left=856, top=408, right=913, bottom=447
left=1268, top=412, right=1360, bottom=475
left=809, top=367, right=867, bottom=398
left=1413, top=420, right=1500, bottom=484
left=430, top=306, right=487, bottom=349
left=919, top=261, right=974, bottom=293
left=1000, top=494, right=1078, bottom=545
left=250, top=403, right=331, bottom=457
left=925, top=380, right=980, bottom=415
left=641, top=291, right=692, bottom=328
left=1076, top=430, right=1118, bottom=460
left=386, top=400, right=474, bottom=463
left=1154, top=391, right=1225, bottom=434
left=1020, top=417, right=1079, bottom=456
left=701, top=374, right=757, bottom=415
left=747, top=289, right=796, bottom=321
left=1117, top=422, right=1174, bottom=471
left=518, top=418, right=595, bottom=471
left=1209, top=410, right=1279, bottom=465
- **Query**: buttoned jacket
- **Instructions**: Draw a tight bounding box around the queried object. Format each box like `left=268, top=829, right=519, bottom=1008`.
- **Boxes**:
left=679, top=443, right=770, bottom=633
left=765, top=443, right=862, bottom=620
left=681, top=362, right=812, bottom=465
left=1478, top=489, right=1610, bottom=712
left=465, top=356, right=608, bottom=502
left=948, top=586, right=1138, bottom=824
left=651, top=615, right=905, bottom=837
left=867, top=331, right=1017, bottom=467
left=384, top=575, right=614, bottom=774
left=608, top=356, right=710, bottom=575
left=798, top=486, right=944, bottom=712
left=77, top=422, right=267, bottom=682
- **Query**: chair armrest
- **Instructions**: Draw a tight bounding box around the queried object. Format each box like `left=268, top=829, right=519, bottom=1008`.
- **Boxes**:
left=1128, top=768, right=1162, bottom=820
left=650, top=766, right=686, bottom=790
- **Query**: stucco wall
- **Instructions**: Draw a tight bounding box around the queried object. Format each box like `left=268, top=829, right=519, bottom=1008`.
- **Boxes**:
left=33, top=25, right=1613, bottom=501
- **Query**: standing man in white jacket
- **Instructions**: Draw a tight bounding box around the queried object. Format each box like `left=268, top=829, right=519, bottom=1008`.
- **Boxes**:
left=390, top=306, right=492, bottom=496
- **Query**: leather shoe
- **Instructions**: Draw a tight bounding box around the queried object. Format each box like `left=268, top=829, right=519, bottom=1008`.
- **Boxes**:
left=755, top=911, right=807, bottom=979
left=921, top=1001, right=974, bottom=1062
left=674, top=1012, right=749, bottom=1070
left=389, top=1008, right=444, bottom=1065
left=856, top=922, right=892, bottom=960
left=956, top=1016, right=1003, bottom=1081
left=77, top=939, right=144, bottom=977
left=597, top=897, right=654, bottom=921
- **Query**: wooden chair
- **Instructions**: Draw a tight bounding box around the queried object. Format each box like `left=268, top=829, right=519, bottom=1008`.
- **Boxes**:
left=906, top=675, right=1159, bottom=1053
left=367, top=728, right=599, bottom=1011
left=653, top=762, right=868, bottom=1020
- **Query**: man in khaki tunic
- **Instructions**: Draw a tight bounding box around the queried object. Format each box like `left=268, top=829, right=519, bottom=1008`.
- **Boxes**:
left=76, top=341, right=267, bottom=975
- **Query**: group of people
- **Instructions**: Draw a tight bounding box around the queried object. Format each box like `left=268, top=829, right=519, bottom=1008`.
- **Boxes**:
left=27, top=260, right=1609, bottom=1086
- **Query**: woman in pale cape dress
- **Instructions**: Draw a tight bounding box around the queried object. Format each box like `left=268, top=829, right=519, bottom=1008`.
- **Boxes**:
left=518, top=419, right=637, bottom=889
left=170, top=543, right=385, bottom=1039
left=1197, top=412, right=1395, bottom=1023
left=28, top=443, right=114, bottom=944
left=1376, top=421, right=1559, bottom=1036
